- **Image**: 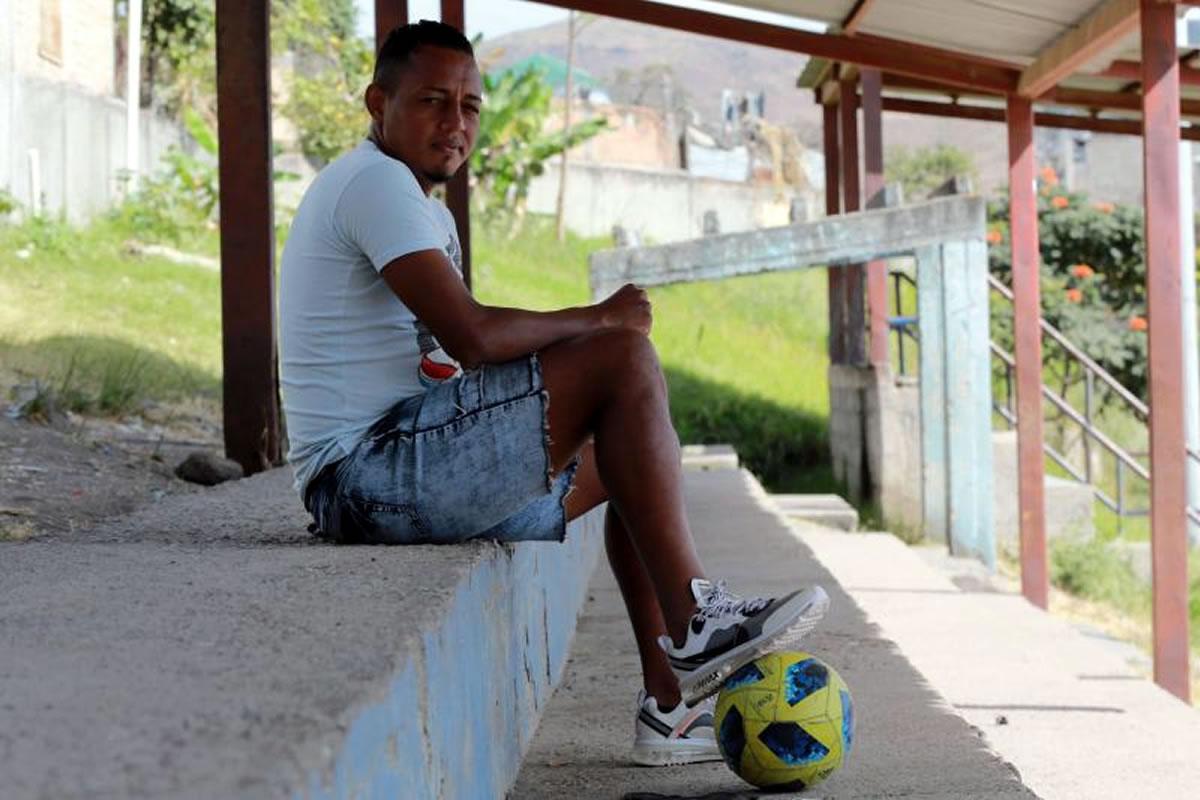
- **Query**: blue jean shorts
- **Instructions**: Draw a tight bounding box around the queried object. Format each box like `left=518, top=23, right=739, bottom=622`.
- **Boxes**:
left=304, top=354, right=579, bottom=545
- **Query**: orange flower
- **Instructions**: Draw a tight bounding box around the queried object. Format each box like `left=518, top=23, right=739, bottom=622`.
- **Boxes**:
left=1094, top=201, right=1115, bottom=214
left=1066, top=288, right=1083, bottom=303
left=1071, top=264, right=1095, bottom=279
left=1051, top=196, right=1069, bottom=209
left=1129, top=316, right=1148, bottom=332
left=986, top=229, right=1003, bottom=244
left=1039, top=165, right=1059, bottom=186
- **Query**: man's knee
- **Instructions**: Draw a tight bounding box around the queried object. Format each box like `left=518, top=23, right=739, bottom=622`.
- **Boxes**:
left=585, top=329, right=662, bottom=387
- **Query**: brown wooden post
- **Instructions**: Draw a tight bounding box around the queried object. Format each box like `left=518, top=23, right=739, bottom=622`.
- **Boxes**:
left=1141, top=0, right=1192, bottom=703
left=823, top=98, right=845, bottom=365
left=215, top=0, right=280, bottom=474
left=441, top=0, right=472, bottom=289
left=861, top=68, right=889, bottom=368
left=375, top=0, right=408, bottom=50
left=839, top=74, right=865, bottom=365
left=1006, top=95, right=1048, bottom=610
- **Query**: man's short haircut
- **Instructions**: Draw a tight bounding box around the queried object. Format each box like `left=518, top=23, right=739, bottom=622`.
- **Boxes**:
left=373, top=20, right=475, bottom=91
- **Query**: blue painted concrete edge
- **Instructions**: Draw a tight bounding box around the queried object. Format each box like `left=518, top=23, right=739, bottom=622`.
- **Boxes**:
left=298, top=507, right=605, bottom=800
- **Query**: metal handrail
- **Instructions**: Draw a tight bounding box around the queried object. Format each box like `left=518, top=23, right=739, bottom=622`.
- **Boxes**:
left=991, top=335, right=1151, bottom=479
left=988, top=275, right=1149, bottom=419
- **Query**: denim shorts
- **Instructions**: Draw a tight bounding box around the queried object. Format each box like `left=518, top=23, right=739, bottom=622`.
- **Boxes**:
left=303, top=354, right=579, bottom=545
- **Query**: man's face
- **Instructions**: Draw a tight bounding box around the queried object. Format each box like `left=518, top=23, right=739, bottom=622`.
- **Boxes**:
left=366, top=45, right=483, bottom=194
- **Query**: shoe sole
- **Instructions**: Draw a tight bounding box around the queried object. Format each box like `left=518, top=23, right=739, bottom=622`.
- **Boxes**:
left=678, top=585, right=830, bottom=707
left=631, top=743, right=724, bottom=767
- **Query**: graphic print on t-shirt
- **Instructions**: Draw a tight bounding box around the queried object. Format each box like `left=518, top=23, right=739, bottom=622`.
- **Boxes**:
left=417, top=234, right=465, bottom=387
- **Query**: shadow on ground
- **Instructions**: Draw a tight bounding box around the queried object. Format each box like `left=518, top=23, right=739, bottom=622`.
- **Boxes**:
left=664, top=367, right=834, bottom=495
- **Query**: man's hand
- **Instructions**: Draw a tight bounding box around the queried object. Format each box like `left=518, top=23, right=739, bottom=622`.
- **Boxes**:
left=597, top=283, right=652, bottom=336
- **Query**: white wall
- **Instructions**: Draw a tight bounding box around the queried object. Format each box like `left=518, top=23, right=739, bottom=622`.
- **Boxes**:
left=12, top=0, right=115, bottom=96
left=1, top=73, right=185, bottom=223
left=527, top=160, right=817, bottom=244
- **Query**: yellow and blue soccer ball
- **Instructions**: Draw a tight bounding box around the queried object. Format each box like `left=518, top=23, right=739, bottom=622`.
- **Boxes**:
left=714, top=651, right=854, bottom=790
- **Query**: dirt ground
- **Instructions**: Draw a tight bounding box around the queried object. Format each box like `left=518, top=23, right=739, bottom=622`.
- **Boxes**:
left=0, top=395, right=224, bottom=541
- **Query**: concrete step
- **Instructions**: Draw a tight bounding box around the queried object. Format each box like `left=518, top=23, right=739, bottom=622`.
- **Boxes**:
left=512, top=468, right=1036, bottom=798
left=680, top=443, right=739, bottom=471
left=771, top=493, right=859, bottom=531
left=994, top=431, right=1095, bottom=541
left=793, top=530, right=1200, bottom=800
left=0, top=469, right=605, bottom=799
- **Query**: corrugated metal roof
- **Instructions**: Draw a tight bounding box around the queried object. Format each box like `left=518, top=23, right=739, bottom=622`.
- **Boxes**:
left=722, top=0, right=1100, bottom=63
left=722, top=0, right=1196, bottom=117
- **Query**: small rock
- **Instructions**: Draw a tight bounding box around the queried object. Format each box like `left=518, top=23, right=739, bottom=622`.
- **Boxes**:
left=174, top=451, right=244, bottom=486
left=995, top=714, right=1009, bottom=726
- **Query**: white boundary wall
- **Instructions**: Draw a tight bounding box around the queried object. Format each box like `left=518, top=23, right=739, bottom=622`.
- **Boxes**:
left=527, top=159, right=816, bottom=244
left=0, top=73, right=184, bottom=223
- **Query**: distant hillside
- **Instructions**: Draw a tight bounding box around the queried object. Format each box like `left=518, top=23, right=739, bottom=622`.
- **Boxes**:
left=478, top=16, right=826, bottom=145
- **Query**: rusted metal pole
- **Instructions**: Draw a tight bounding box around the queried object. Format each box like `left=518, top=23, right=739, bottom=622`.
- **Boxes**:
left=214, top=0, right=281, bottom=475
left=440, top=0, right=472, bottom=289
left=1141, top=0, right=1191, bottom=703
left=823, top=100, right=845, bottom=365
left=861, top=68, right=889, bottom=369
left=839, top=75, right=865, bottom=365
left=375, top=0, right=408, bottom=50
left=1005, top=95, right=1048, bottom=609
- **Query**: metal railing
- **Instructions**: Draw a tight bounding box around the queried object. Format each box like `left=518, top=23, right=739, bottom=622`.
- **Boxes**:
left=888, top=268, right=1163, bottom=526
left=987, top=275, right=1151, bottom=523
left=889, top=269, right=920, bottom=377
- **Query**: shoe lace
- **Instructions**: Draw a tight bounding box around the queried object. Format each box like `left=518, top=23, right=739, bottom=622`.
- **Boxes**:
left=697, top=580, right=770, bottom=619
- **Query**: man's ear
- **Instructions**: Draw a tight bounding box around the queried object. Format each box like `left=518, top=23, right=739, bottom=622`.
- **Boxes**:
left=364, top=83, right=385, bottom=124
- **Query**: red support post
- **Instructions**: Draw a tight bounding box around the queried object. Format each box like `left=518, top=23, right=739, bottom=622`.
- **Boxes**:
left=1141, top=0, right=1192, bottom=703
left=840, top=75, right=865, bottom=366
left=823, top=100, right=845, bottom=365
left=1005, top=95, right=1048, bottom=610
left=375, top=0, right=408, bottom=51
left=440, top=0, right=472, bottom=289
left=861, top=68, right=889, bottom=369
left=214, top=0, right=281, bottom=475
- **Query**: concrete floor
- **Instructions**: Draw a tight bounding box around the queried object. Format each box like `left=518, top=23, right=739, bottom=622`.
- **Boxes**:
left=511, top=467, right=1038, bottom=799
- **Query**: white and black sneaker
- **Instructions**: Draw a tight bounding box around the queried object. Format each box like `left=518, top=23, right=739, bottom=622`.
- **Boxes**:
left=660, top=578, right=830, bottom=706
left=631, top=690, right=722, bottom=766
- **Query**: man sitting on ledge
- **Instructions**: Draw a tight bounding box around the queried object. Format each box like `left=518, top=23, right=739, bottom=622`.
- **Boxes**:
left=279, top=20, right=829, bottom=767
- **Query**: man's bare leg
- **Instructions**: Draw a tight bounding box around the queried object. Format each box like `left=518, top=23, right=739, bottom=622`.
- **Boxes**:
left=539, top=328, right=704, bottom=647
left=565, top=444, right=682, bottom=708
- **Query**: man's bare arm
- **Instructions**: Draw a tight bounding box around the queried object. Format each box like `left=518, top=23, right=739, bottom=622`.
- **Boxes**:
left=381, top=249, right=650, bottom=369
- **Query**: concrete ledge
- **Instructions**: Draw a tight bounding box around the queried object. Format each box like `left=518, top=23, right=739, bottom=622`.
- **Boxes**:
left=0, top=468, right=604, bottom=799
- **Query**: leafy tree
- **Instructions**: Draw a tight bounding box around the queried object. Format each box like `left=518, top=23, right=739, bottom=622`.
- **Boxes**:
left=470, top=65, right=606, bottom=233
left=885, top=144, right=978, bottom=200
left=278, top=0, right=374, bottom=165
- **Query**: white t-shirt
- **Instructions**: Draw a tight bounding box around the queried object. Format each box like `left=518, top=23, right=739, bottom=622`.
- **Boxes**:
left=279, top=139, right=463, bottom=495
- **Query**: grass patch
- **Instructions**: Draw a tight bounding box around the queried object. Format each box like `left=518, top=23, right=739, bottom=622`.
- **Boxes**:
left=1, top=212, right=835, bottom=490
left=0, top=214, right=223, bottom=415
left=474, top=216, right=834, bottom=492
left=1047, top=537, right=1200, bottom=662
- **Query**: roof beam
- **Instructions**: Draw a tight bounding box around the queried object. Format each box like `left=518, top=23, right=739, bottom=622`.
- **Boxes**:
left=527, top=0, right=1020, bottom=93
left=1100, top=57, right=1200, bottom=86
left=1018, top=0, right=1139, bottom=98
left=879, top=95, right=1200, bottom=140
left=841, top=0, right=876, bottom=36
left=880, top=72, right=1200, bottom=117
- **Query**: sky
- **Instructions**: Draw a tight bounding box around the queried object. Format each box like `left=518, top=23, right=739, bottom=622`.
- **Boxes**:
left=352, top=0, right=825, bottom=42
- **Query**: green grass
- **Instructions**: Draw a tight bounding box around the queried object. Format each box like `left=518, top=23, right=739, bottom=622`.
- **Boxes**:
left=474, top=216, right=834, bottom=491
left=1, top=212, right=835, bottom=490
left=0, top=214, right=222, bottom=414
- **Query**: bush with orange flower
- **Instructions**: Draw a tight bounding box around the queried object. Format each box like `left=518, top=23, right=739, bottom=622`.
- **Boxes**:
left=987, top=177, right=1150, bottom=403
